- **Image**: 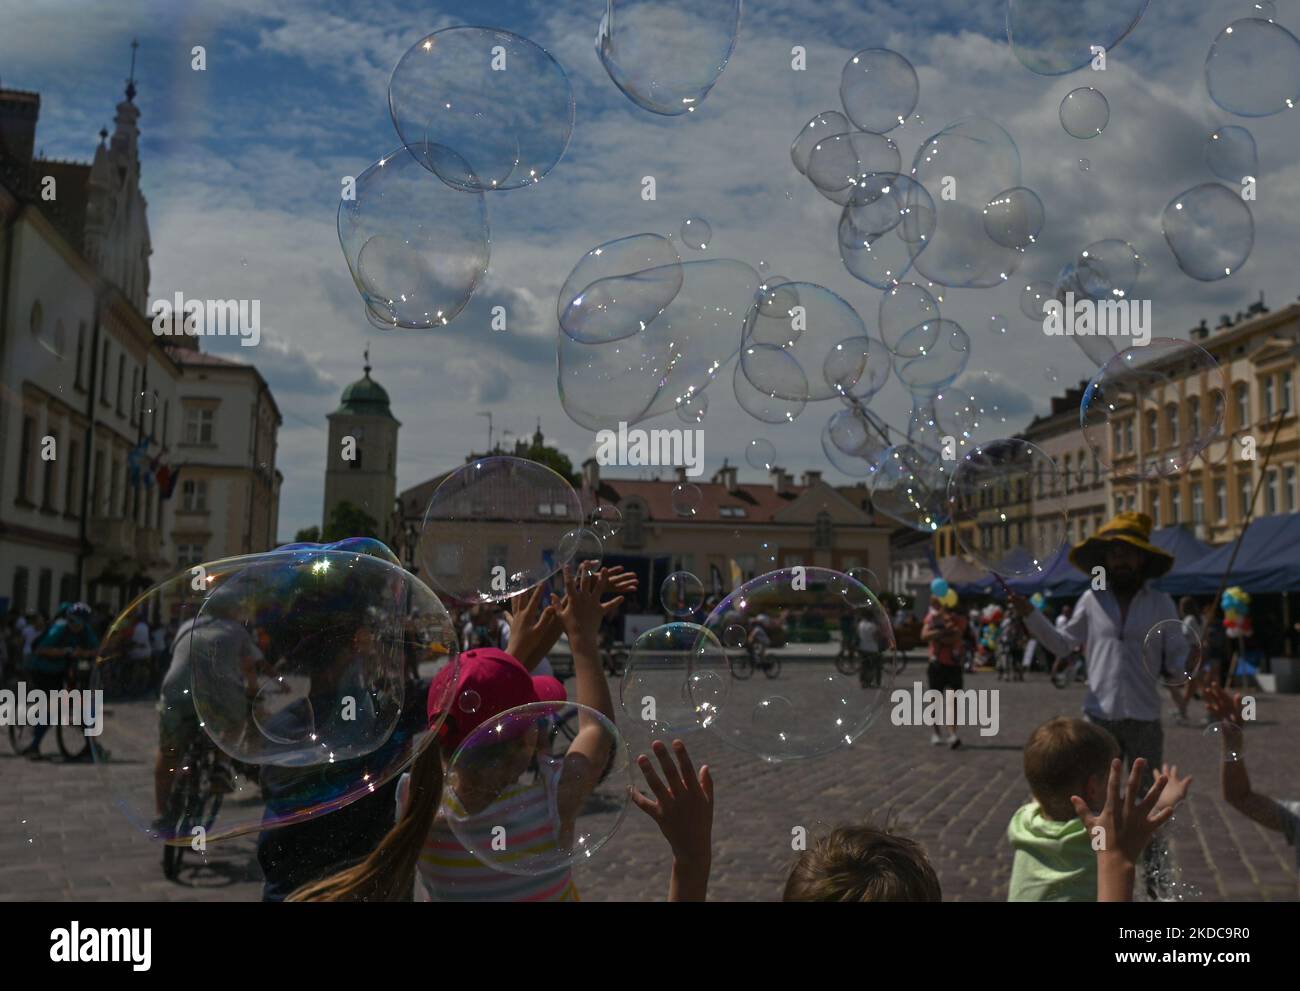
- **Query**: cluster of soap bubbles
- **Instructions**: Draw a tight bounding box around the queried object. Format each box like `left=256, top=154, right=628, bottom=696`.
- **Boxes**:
left=339, top=27, right=574, bottom=328
left=94, top=543, right=459, bottom=843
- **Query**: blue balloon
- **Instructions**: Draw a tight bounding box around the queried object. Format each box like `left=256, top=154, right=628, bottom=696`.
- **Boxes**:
left=930, top=578, right=950, bottom=597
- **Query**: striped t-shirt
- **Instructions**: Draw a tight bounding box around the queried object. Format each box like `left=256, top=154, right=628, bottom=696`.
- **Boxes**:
left=396, top=767, right=579, bottom=902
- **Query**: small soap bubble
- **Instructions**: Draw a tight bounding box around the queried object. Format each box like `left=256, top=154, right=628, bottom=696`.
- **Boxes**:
left=671, top=482, right=703, bottom=517
left=746, top=438, right=777, bottom=471
left=681, top=216, right=713, bottom=251
left=1060, top=87, right=1110, bottom=138
left=459, top=689, right=482, bottom=714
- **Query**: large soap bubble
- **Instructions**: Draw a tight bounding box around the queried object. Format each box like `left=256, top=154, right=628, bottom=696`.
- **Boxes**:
left=388, top=27, right=574, bottom=191
left=619, top=622, right=729, bottom=739
left=93, top=550, right=458, bottom=844
left=908, top=117, right=1023, bottom=287
left=838, top=211, right=919, bottom=289
left=558, top=328, right=665, bottom=431
left=840, top=48, right=919, bottom=134
left=947, top=439, right=1065, bottom=576
left=843, top=174, right=934, bottom=245
left=597, top=0, right=742, bottom=116
left=444, top=701, right=629, bottom=876
left=806, top=131, right=902, bottom=206
left=338, top=146, right=489, bottom=328
left=1142, top=618, right=1202, bottom=688
left=417, top=457, right=585, bottom=602
left=1081, top=339, right=1227, bottom=481
left=1008, top=0, right=1151, bottom=76
left=742, top=282, right=868, bottom=403
left=879, top=281, right=941, bottom=354
left=892, top=319, right=970, bottom=395
left=1076, top=239, right=1144, bottom=299
left=1205, top=125, right=1258, bottom=183
left=983, top=187, right=1044, bottom=249
left=871, top=444, right=952, bottom=532
left=699, top=568, right=897, bottom=761
left=1205, top=17, right=1300, bottom=117
left=558, top=234, right=683, bottom=344
left=734, top=346, right=807, bottom=423
left=824, top=334, right=890, bottom=402
left=1162, top=183, right=1255, bottom=282
left=791, top=110, right=850, bottom=175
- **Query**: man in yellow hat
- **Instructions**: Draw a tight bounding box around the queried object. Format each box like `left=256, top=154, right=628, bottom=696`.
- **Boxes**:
left=1011, top=512, right=1189, bottom=893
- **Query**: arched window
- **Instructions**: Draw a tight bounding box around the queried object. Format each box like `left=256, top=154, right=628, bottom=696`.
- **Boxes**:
left=813, top=511, right=833, bottom=550
left=622, top=500, right=644, bottom=549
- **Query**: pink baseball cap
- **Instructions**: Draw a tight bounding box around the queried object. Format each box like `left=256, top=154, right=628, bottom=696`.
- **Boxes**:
left=427, top=648, right=567, bottom=751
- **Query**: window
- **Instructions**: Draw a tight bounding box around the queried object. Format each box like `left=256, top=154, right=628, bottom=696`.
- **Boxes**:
left=176, top=543, right=207, bottom=568
left=11, top=567, right=29, bottom=614
left=64, top=440, right=79, bottom=515
left=1166, top=404, right=1179, bottom=446
left=1112, top=423, right=1122, bottom=458
left=1065, top=520, right=1074, bottom=544
left=1264, top=377, right=1276, bottom=419
left=1092, top=451, right=1101, bottom=486
left=1150, top=493, right=1161, bottom=528
left=116, top=354, right=125, bottom=414
left=1076, top=450, right=1087, bottom=486
left=1238, top=473, right=1252, bottom=518
left=349, top=446, right=362, bottom=470
left=130, top=367, right=140, bottom=424
left=1169, top=487, right=1182, bottom=524
left=1286, top=466, right=1297, bottom=512
left=622, top=502, right=645, bottom=549
left=1146, top=411, right=1158, bottom=450
left=184, top=408, right=214, bottom=444
left=1124, top=419, right=1134, bottom=452
left=552, top=501, right=567, bottom=515
left=100, top=341, right=111, bottom=402
left=59, top=573, right=78, bottom=604
left=37, top=569, right=52, bottom=619
left=1063, top=454, right=1072, bottom=493
left=1266, top=469, right=1279, bottom=515
left=1235, top=383, right=1250, bottom=428
left=1284, top=372, right=1294, bottom=415
left=719, top=506, right=747, bottom=518
left=1188, top=396, right=1201, bottom=439
left=75, top=324, right=86, bottom=389
left=181, top=479, right=208, bottom=513
left=813, top=511, right=833, bottom=550
left=16, top=415, right=35, bottom=504
left=537, top=502, right=553, bottom=516
left=110, top=461, right=120, bottom=516
left=1215, top=479, right=1228, bottom=521
left=1192, top=484, right=1204, bottom=524
left=92, top=450, right=104, bottom=516
left=150, top=391, right=159, bottom=435
left=162, top=401, right=170, bottom=446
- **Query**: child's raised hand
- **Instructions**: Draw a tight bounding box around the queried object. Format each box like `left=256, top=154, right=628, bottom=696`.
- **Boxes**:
left=1203, top=681, right=1245, bottom=728
left=599, top=566, right=638, bottom=616
left=1153, top=763, right=1193, bottom=815
left=631, top=740, right=714, bottom=874
left=505, top=585, right=560, bottom=672
left=555, top=565, right=609, bottom=641
left=1072, top=758, right=1174, bottom=875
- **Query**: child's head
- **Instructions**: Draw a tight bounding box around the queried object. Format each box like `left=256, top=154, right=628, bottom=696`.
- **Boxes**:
left=1023, top=717, right=1119, bottom=821
left=783, top=825, right=941, bottom=902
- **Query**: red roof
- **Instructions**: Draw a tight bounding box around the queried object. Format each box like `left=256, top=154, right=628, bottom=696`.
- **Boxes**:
left=592, top=477, right=874, bottom=524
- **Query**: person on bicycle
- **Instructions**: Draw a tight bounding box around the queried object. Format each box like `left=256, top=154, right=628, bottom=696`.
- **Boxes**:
left=857, top=612, right=882, bottom=688
left=20, top=602, right=99, bottom=759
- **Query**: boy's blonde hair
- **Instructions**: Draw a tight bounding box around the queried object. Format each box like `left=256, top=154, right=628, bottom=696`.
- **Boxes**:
left=1023, top=717, right=1120, bottom=821
left=783, top=825, right=941, bottom=902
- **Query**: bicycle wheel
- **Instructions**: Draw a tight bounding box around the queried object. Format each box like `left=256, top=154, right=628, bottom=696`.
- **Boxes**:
left=9, top=723, right=35, bottom=755
left=763, top=656, right=782, bottom=679
left=57, top=724, right=91, bottom=761
left=834, top=656, right=860, bottom=677
left=731, top=654, right=754, bottom=680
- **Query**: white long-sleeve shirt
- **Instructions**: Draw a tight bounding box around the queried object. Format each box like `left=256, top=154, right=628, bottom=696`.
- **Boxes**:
left=1023, top=585, right=1184, bottom=722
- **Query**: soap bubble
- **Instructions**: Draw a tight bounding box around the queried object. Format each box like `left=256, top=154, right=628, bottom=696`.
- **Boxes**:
left=871, top=444, right=951, bottom=532
left=734, top=347, right=807, bottom=423
left=791, top=110, right=850, bottom=175
left=1205, top=125, right=1258, bottom=183
left=989, top=314, right=1009, bottom=337
left=983, top=187, right=1044, bottom=249
left=742, top=282, right=868, bottom=402
left=752, top=277, right=801, bottom=331
left=934, top=372, right=1014, bottom=451
left=838, top=210, right=920, bottom=289
left=1060, top=87, right=1110, bottom=138
left=597, top=0, right=742, bottom=115
left=589, top=504, right=623, bottom=542
left=444, top=701, right=629, bottom=876
left=822, top=407, right=889, bottom=478
left=892, top=319, right=970, bottom=395
left=681, top=216, right=713, bottom=250
left=557, top=328, right=664, bottom=431
left=671, top=482, right=704, bottom=517
left=1162, top=183, right=1255, bottom=281
left=1019, top=281, right=1054, bottom=321
left=558, top=234, right=683, bottom=344
left=807, top=131, right=902, bottom=206
left=1205, top=17, right=1300, bottom=117
left=676, top=391, right=708, bottom=424
left=699, top=568, right=896, bottom=761
left=947, top=440, right=1065, bottom=576
left=839, top=48, right=920, bottom=134
left=661, top=571, right=705, bottom=617
left=93, top=549, right=459, bottom=844
left=1008, top=0, right=1151, bottom=75
left=417, top=457, right=584, bottom=602
left=842, top=175, right=936, bottom=255
left=1079, top=158, right=1091, bottom=171
left=1142, top=618, right=1202, bottom=688
left=746, top=438, right=777, bottom=471
left=879, top=282, right=941, bottom=354
left=823, top=335, right=889, bottom=401
left=558, top=528, right=604, bottom=577
left=1077, top=239, right=1144, bottom=299
left=338, top=146, right=489, bottom=329
left=1081, top=339, right=1227, bottom=480
left=389, top=27, right=574, bottom=191
left=1203, top=721, right=1244, bottom=762
left=908, top=117, right=1023, bottom=287
left=620, top=623, right=729, bottom=738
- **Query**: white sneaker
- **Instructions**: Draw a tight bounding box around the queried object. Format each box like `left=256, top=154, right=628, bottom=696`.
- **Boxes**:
left=930, top=731, right=944, bottom=746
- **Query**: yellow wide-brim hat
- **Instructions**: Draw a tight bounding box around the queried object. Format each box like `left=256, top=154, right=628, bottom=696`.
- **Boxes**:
left=1068, top=511, right=1175, bottom=578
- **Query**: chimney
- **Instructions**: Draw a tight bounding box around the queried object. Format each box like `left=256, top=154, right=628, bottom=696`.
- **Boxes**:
left=1190, top=319, right=1209, bottom=341
left=581, top=456, right=600, bottom=493
left=0, top=88, right=40, bottom=166
left=712, top=461, right=739, bottom=492
left=1217, top=313, right=1233, bottom=330
left=769, top=466, right=793, bottom=494
left=675, top=465, right=688, bottom=484
left=802, top=469, right=822, bottom=487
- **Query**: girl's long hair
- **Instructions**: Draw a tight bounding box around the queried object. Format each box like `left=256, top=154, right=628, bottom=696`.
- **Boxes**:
left=287, top=738, right=443, bottom=902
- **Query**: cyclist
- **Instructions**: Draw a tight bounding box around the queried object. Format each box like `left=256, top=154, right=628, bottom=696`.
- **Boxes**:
left=21, top=602, right=99, bottom=759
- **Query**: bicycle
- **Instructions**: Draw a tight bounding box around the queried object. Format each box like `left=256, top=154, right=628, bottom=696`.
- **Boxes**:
left=731, top=642, right=782, bottom=680
left=7, top=650, right=100, bottom=760
left=159, top=731, right=226, bottom=880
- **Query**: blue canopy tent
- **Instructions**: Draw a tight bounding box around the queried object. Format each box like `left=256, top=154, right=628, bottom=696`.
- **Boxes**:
left=1158, top=513, right=1300, bottom=595
left=1151, top=525, right=1214, bottom=568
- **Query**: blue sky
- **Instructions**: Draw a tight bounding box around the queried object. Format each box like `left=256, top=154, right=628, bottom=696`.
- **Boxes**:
left=5, top=0, right=1298, bottom=540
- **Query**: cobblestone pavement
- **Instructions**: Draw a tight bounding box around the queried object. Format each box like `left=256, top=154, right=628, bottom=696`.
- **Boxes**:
left=3, top=661, right=1297, bottom=902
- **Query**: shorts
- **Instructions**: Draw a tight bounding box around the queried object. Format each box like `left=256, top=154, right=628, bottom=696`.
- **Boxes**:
left=927, top=661, right=963, bottom=692
left=158, top=695, right=201, bottom=756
